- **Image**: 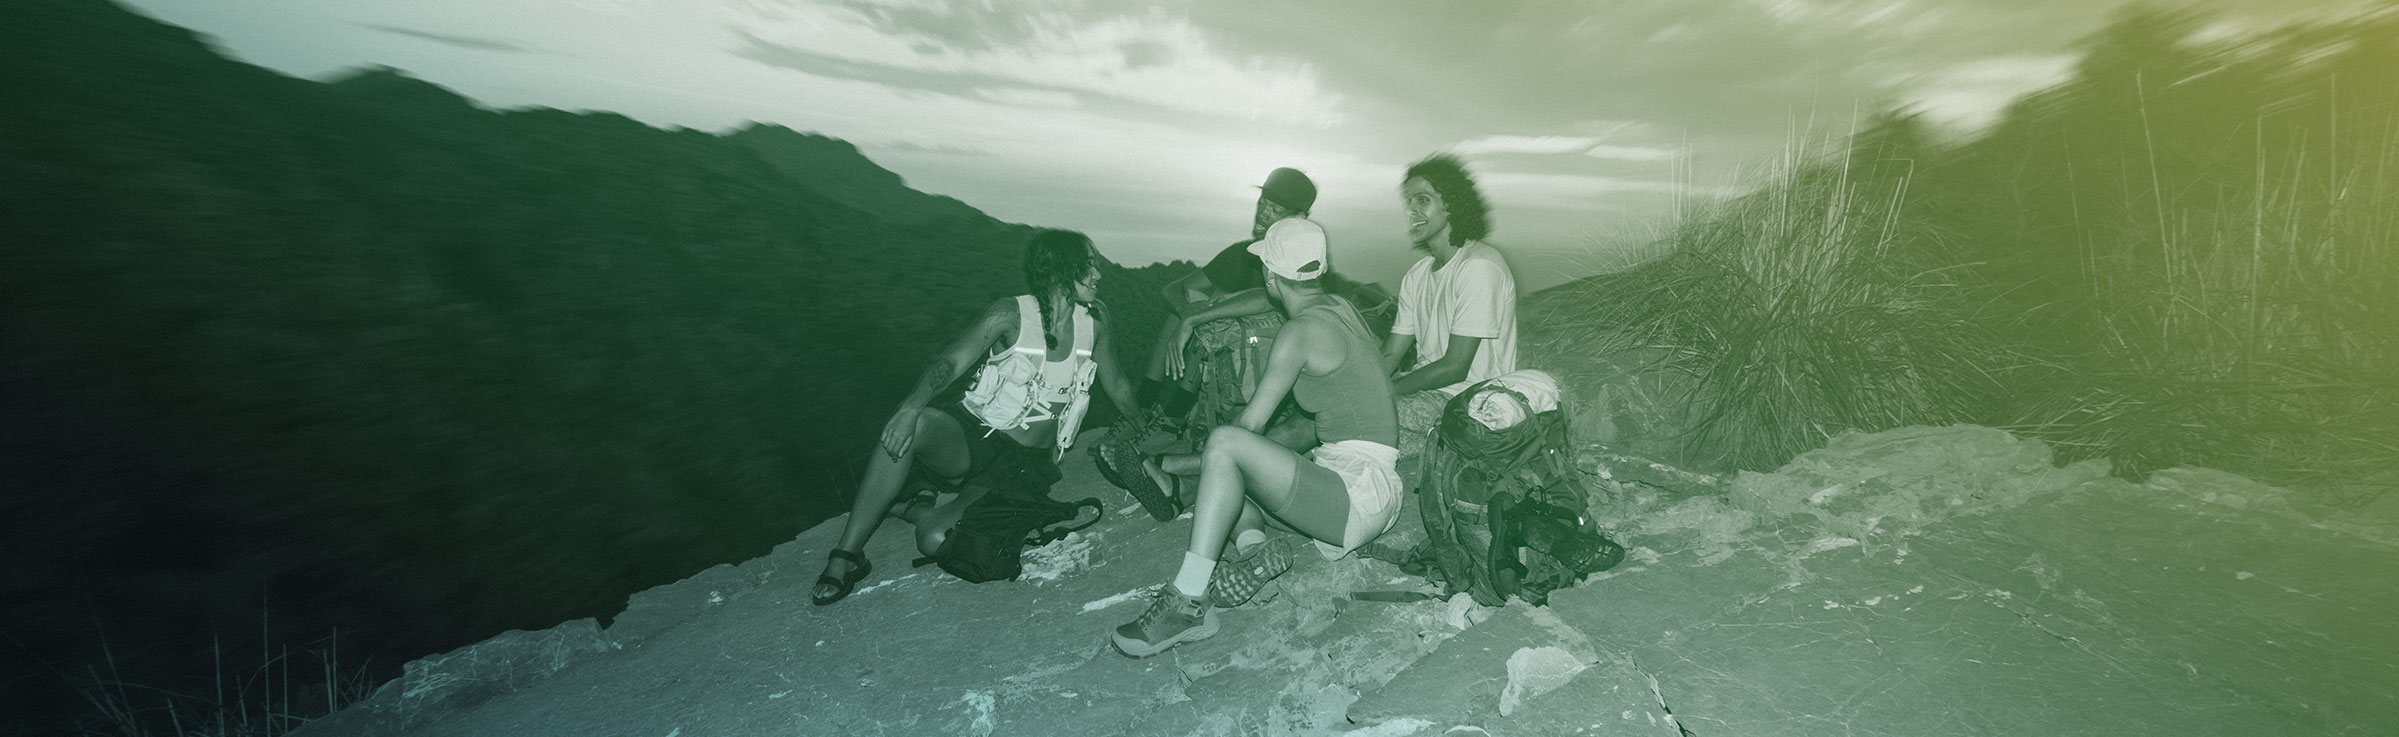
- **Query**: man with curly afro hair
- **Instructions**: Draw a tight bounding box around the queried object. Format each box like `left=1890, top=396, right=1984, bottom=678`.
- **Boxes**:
left=1381, top=154, right=1518, bottom=458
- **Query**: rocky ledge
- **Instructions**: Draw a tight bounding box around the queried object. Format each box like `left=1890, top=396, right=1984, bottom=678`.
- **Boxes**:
left=298, top=425, right=2399, bottom=737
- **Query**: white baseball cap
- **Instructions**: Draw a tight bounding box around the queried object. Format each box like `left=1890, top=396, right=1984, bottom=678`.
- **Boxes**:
left=1248, top=217, right=1327, bottom=281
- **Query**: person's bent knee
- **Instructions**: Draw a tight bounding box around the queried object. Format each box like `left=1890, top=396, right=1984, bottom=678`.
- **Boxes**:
left=907, top=407, right=942, bottom=438
left=1203, top=425, right=1260, bottom=458
left=916, top=523, right=950, bottom=559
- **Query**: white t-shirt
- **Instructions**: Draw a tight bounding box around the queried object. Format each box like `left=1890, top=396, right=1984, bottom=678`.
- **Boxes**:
left=1392, top=240, right=1517, bottom=395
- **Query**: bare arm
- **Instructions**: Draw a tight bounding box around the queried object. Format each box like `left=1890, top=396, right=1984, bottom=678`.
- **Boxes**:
left=1163, top=288, right=1276, bottom=380
left=1160, top=270, right=1218, bottom=313
left=1380, top=332, right=1417, bottom=376
left=1236, top=317, right=1323, bottom=434
left=900, top=298, right=1015, bottom=410
left=1088, top=307, right=1140, bottom=419
left=1389, top=333, right=1484, bottom=396
left=1181, top=288, right=1273, bottom=326
left=882, top=298, right=1014, bottom=459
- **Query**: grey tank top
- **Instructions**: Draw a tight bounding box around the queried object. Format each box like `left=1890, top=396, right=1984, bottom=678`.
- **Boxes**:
left=1290, top=296, right=1399, bottom=448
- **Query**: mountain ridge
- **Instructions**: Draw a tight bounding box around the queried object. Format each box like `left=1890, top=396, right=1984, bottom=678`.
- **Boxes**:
left=0, top=2, right=1182, bottom=734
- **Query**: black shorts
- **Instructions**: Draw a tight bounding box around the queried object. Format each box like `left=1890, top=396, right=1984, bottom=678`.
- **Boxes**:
left=929, top=401, right=1060, bottom=491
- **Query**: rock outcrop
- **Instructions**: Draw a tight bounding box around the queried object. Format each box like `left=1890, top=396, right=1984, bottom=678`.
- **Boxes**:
left=300, top=425, right=2399, bottom=736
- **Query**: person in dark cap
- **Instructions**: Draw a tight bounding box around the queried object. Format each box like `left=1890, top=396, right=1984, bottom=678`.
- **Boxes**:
left=1140, top=167, right=1318, bottom=394
left=1100, top=168, right=1320, bottom=520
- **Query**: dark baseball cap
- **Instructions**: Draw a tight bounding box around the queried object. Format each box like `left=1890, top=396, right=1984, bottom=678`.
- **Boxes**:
left=1257, top=167, right=1317, bottom=212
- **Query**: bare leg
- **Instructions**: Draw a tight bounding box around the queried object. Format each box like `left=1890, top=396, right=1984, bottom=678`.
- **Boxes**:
left=1160, top=438, right=1299, bottom=538
left=1186, top=425, right=1345, bottom=562
left=912, top=482, right=995, bottom=558
left=1158, top=452, right=1203, bottom=476
left=813, top=407, right=973, bottom=601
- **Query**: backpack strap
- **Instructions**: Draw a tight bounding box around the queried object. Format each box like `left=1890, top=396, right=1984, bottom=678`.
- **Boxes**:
left=1026, top=498, right=1104, bottom=546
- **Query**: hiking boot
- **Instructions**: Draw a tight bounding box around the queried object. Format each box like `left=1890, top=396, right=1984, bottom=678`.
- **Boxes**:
left=1206, top=536, right=1292, bottom=607
left=1111, top=587, right=1219, bottom=657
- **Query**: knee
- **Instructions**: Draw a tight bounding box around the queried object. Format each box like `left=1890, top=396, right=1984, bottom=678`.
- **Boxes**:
left=1203, top=425, right=1256, bottom=460
left=903, top=407, right=938, bottom=436
left=915, top=523, right=949, bottom=559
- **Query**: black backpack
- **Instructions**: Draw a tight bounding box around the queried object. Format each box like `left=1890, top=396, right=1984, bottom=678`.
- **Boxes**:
left=913, top=443, right=1102, bottom=583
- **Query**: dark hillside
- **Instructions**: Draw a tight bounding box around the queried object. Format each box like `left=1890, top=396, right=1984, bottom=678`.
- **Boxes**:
left=0, top=1, right=1181, bottom=733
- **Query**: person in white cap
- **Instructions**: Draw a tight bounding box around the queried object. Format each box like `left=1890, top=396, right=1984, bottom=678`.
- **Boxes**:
left=1112, top=217, right=1401, bottom=657
left=1097, top=168, right=1320, bottom=522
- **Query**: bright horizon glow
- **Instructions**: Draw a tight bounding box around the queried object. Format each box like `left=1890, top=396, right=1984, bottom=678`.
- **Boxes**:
left=118, top=0, right=2360, bottom=291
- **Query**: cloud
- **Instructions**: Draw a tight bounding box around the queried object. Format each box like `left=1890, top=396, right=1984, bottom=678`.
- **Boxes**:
left=1480, top=171, right=1744, bottom=207
left=1454, top=135, right=1605, bottom=156
left=1452, top=134, right=1682, bottom=162
left=867, top=138, right=994, bottom=156
left=1585, top=145, right=1680, bottom=162
left=360, top=24, right=535, bottom=53
left=1889, top=54, right=2077, bottom=131
left=734, top=1, right=1344, bottom=127
left=975, top=86, right=1081, bottom=108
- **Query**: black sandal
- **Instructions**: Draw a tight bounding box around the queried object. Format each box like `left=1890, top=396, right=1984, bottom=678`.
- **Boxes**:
left=1114, top=452, right=1180, bottom=522
left=1093, top=418, right=1153, bottom=496
left=812, top=548, right=871, bottom=606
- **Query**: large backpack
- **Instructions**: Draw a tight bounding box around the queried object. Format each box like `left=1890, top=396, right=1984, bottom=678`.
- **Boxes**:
left=913, top=443, right=1102, bottom=583
left=1178, top=280, right=1394, bottom=438
left=1414, top=373, right=1625, bottom=606
left=1182, top=310, right=1288, bottom=435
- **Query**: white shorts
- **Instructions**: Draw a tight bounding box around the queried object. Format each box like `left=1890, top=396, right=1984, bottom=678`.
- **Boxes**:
left=1303, top=439, right=1403, bottom=559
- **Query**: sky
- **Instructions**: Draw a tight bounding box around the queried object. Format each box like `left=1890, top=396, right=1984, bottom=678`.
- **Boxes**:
left=121, top=0, right=2370, bottom=291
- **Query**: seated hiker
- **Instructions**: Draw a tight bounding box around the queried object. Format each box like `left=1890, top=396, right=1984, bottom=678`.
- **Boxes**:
left=1112, top=218, right=1401, bottom=657
left=1382, top=154, right=1518, bottom=459
left=1101, top=168, right=1319, bottom=520
left=811, top=229, right=1138, bottom=606
left=1135, top=167, right=1318, bottom=421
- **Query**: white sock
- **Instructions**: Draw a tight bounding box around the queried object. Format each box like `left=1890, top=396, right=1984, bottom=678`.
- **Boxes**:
left=1234, top=529, right=1267, bottom=552
left=1171, top=551, right=1216, bottom=598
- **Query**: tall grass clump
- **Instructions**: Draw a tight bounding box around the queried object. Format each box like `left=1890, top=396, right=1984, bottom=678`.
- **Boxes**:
left=1954, top=8, right=2399, bottom=495
left=1549, top=8, right=2399, bottom=499
left=1554, top=137, right=2010, bottom=472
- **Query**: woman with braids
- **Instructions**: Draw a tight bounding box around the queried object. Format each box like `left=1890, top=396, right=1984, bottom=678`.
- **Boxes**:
left=811, top=229, right=1139, bottom=606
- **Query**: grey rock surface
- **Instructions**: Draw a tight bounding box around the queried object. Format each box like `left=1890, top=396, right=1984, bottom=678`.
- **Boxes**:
left=298, top=425, right=2398, bottom=736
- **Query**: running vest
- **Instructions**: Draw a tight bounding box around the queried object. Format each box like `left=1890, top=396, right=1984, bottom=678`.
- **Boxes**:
left=961, top=295, right=1099, bottom=459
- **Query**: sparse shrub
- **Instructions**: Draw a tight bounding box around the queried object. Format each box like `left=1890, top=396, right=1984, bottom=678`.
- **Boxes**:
left=71, top=630, right=374, bottom=737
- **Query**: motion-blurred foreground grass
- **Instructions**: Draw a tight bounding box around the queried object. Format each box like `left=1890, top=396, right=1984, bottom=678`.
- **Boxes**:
left=1537, top=8, right=2397, bottom=502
